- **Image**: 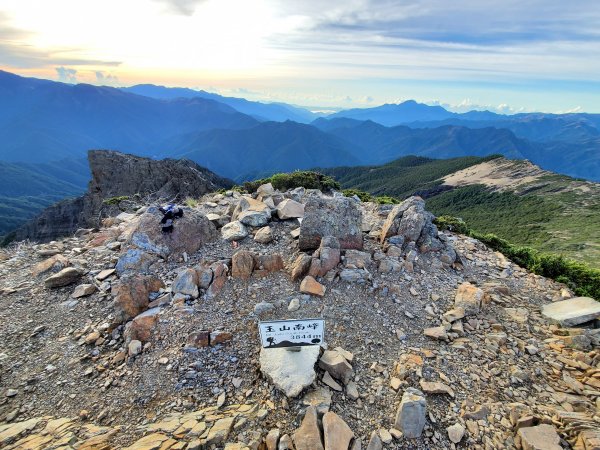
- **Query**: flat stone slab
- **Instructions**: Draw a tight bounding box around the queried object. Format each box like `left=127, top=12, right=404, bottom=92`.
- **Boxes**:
left=259, top=346, right=320, bottom=398
left=542, top=297, right=600, bottom=327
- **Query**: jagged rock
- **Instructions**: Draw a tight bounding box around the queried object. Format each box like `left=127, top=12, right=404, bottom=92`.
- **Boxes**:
left=124, top=308, right=161, bottom=343
left=346, top=381, right=359, bottom=400
left=115, top=248, right=157, bottom=275
left=206, top=261, right=228, bottom=299
left=232, top=250, right=256, bottom=279
left=380, top=197, right=426, bottom=243
left=205, top=417, right=235, bottom=446
left=323, top=411, right=354, bottom=450
left=15, top=150, right=232, bottom=243
left=302, top=387, right=332, bottom=415
left=447, top=423, right=465, bottom=444
left=294, top=406, right=323, bottom=450
left=299, top=196, right=363, bottom=250
left=291, top=254, right=312, bottom=281
left=277, top=199, right=305, bottom=220
left=278, top=434, right=294, bottom=450
left=323, top=371, right=342, bottom=391
left=127, top=207, right=217, bottom=258
left=395, top=388, right=427, bottom=439
left=288, top=298, right=300, bottom=312
left=71, top=284, right=97, bottom=298
left=308, top=236, right=341, bottom=277
left=234, top=197, right=271, bottom=227
left=443, top=307, right=465, bottom=322
left=319, top=349, right=353, bottom=385
left=541, top=297, right=600, bottom=326
left=344, top=250, right=371, bottom=269
left=255, top=226, right=274, bottom=244
left=113, top=275, right=164, bottom=324
left=517, top=424, right=561, bottom=450
left=222, top=221, right=249, bottom=241
left=32, top=254, right=69, bottom=276
left=419, top=380, right=455, bottom=397
left=266, top=428, right=280, bottom=450
left=259, top=346, right=320, bottom=397
left=44, top=267, right=81, bottom=288
left=300, top=276, right=326, bottom=297
left=454, top=282, right=484, bottom=316
left=256, top=183, right=275, bottom=199
left=366, top=431, right=383, bottom=450
left=339, top=269, right=369, bottom=283
left=423, top=326, right=448, bottom=341
left=172, top=268, right=199, bottom=298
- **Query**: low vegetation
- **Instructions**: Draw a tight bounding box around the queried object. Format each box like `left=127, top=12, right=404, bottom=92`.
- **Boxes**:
left=242, top=171, right=341, bottom=194
left=341, top=189, right=399, bottom=205
left=102, top=195, right=130, bottom=205
left=435, top=216, right=600, bottom=300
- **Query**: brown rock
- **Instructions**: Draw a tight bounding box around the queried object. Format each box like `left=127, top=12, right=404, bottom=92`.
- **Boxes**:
left=210, top=331, right=233, bottom=345
left=232, top=250, right=255, bottom=279
left=319, top=350, right=353, bottom=385
left=300, top=276, right=326, bottom=297
left=323, top=411, right=354, bottom=450
left=277, top=199, right=305, bottom=220
left=266, top=428, right=281, bottom=450
left=454, top=282, right=484, bottom=316
left=255, top=226, right=274, bottom=244
left=419, top=380, right=455, bottom=397
left=308, top=236, right=341, bottom=277
left=294, top=406, right=323, bottom=450
left=113, top=275, right=164, bottom=324
left=187, top=331, right=210, bottom=348
left=124, top=308, right=161, bottom=342
left=257, top=254, right=284, bottom=273
left=291, top=254, right=312, bottom=281
left=32, top=254, right=69, bottom=276
left=44, top=267, right=82, bottom=288
left=207, top=261, right=228, bottom=298
left=517, top=424, right=561, bottom=450
left=72, top=283, right=97, bottom=298
left=423, top=326, right=448, bottom=341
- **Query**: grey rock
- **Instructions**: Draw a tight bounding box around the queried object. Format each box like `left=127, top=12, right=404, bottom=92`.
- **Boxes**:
left=115, top=248, right=157, bottom=275
left=44, top=267, right=81, bottom=288
left=542, top=297, right=600, bottom=327
left=172, top=268, right=199, bottom=298
left=394, top=388, right=427, bottom=439
left=221, top=221, right=249, bottom=241
left=255, top=301, right=275, bottom=315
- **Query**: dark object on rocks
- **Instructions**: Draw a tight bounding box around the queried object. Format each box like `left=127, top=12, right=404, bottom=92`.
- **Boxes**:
left=299, top=196, right=363, bottom=250
left=159, top=204, right=184, bottom=233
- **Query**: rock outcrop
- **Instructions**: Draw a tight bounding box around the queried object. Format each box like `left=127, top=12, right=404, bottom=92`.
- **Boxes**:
left=14, top=150, right=233, bottom=242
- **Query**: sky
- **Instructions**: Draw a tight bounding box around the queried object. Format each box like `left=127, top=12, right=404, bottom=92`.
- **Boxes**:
left=1, top=0, right=599, bottom=113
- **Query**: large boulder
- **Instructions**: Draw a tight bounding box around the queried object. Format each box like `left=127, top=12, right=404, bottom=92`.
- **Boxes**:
left=260, top=346, right=320, bottom=397
left=277, top=199, right=304, bottom=220
left=115, top=249, right=157, bottom=275
left=299, top=197, right=363, bottom=250
left=126, top=207, right=217, bottom=258
left=172, top=268, right=199, bottom=298
left=124, top=308, right=161, bottom=343
left=233, top=197, right=271, bottom=227
left=113, top=275, right=165, bottom=324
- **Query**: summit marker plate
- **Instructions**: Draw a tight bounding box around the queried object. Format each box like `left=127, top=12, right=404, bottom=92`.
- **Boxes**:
left=259, top=319, right=324, bottom=349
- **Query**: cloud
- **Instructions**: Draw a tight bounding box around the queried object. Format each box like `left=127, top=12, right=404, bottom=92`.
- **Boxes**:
left=154, top=0, right=207, bottom=15
left=429, top=99, right=529, bottom=114
left=55, top=67, right=77, bottom=83
left=95, top=71, right=119, bottom=86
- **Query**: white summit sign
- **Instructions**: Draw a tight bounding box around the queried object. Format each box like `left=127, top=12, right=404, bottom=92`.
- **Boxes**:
left=258, top=319, right=325, bottom=349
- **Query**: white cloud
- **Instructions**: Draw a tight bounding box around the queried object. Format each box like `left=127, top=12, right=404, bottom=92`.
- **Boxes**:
left=95, top=71, right=119, bottom=86
left=55, top=66, right=77, bottom=83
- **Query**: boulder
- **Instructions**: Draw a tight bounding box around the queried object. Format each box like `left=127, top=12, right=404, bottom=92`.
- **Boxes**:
left=454, top=282, right=484, bottom=316
left=394, top=388, right=427, bottom=439
left=256, top=183, right=275, bottom=199
left=255, top=254, right=284, bottom=276
left=380, top=197, right=426, bottom=243
left=299, top=197, right=363, bottom=250
left=113, top=275, right=165, bottom=324
left=254, top=226, right=274, bottom=244
left=541, top=297, right=600, bottom=327
left=319, top=349, right=353, bottom=385
left=308, top=236, right=341, bottom=277
left=277, top=199, right=305, bottom=220
left=232, top=250, right=256, bottom=279
left=127, top=207, right=217, bottom=258
left=221, top=221, right=248, bottom=241
left=234, top=197, right=271, bottom=227
left=124, top=308, right=161, bottom=343
left=115, top=248, right=157, bottom=276
left=517, top=424, right=561, bottom=450
left=293, top=406, right=323, bottom=450
left=300, top=276, right=326, bottom=297
left=32, top=254, right=69, bottom=277
left=323, top=412, right=353, bottom=450
left=344, top=250, right=371, bottom=269
left=44, top=267, right=82, bottom=288
left=171, top=268, right=199, bottom=298
left=259, top=346, right=320, bottom=397
left=206, top=261, right=228, bottom=299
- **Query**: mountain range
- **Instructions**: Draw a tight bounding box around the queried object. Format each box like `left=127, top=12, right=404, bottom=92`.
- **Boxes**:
left=1, top=69, right=599, bottom=236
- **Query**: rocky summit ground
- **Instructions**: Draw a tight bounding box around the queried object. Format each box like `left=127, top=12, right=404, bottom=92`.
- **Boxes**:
left=0, top=184, right=599, bottom=450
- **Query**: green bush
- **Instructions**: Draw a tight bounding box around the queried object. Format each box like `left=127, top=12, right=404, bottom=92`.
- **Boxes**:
left=102, top=195, right=130, bottom=205
left=342, top=189, right=373, bottom=202
left=244, top=171, right=340, bottom=193
left=374, top=196, right=399, bottom=205
left=439, top=216, right=600, bottom=300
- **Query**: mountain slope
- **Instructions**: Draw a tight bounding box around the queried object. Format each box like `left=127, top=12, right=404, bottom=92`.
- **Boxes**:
left=328, top=100, right=454, bottom=125
left=0, top=70, right=258, bottom=163
left=122, top=84, right=317, bottom=123
left=322, top=156, right=600, bottom=266
left=163, top=121, right=364, bottom=181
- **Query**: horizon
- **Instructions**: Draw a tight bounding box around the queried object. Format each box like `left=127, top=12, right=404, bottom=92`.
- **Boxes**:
left=1, top=0, right=600, bottom=113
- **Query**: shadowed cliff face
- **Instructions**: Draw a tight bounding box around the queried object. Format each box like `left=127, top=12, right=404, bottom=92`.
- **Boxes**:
left=14, top=150, right=233, bottom=243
